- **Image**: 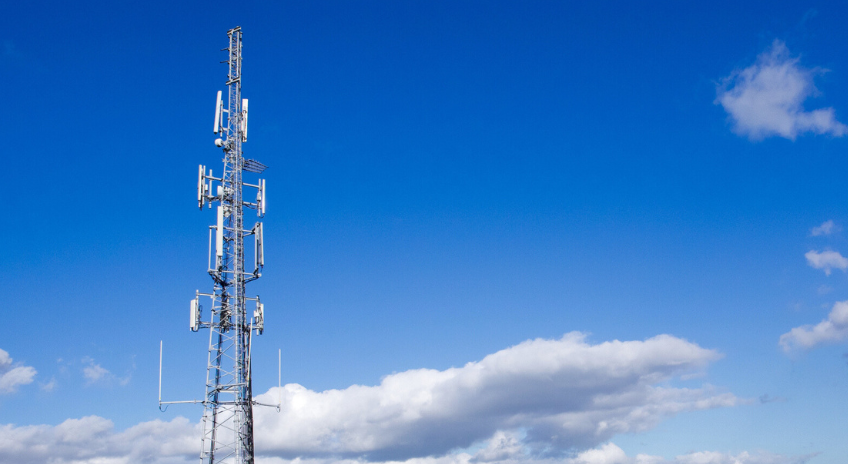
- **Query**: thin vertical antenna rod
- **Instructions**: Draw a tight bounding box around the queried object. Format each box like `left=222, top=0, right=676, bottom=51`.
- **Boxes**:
left=159, top=341, right=163, bottom=405
left=278, top=349, right=282, bottom=408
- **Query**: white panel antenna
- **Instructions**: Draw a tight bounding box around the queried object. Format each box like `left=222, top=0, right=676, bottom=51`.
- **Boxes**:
left=213, top=91, right=223, bottom=134
left=207, top=171, right=214, bottom=208
left=253, top=302, right=264, bottom=334
left=241, top=98, right=248, bottom=142
left=197, top=165, right=206, bottom=209
left=190, top=297, right=200, bottom=332
left=216, top=206, right=224, bottom=262
left=256, top=179, right=265, bottom=217
left=255, top=222, right=264, bottom=270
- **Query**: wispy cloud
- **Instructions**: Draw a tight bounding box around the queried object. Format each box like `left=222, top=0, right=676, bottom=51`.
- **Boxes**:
left=40, top=377, right=57, bottom=392
left=811, top=220, right=840, bottom=236
left=780, top=300, right=848, bottom=351
left=715, top=40, right=846, bottom=140
left=759, top=394, right=788, bottom=404
left=0, top=348, right=36, bottom=394
left=804, top=250, right=848, bottom=275
left=81, top=357, right=131, bottom=387
left=82, top=357, right=110, bottom=385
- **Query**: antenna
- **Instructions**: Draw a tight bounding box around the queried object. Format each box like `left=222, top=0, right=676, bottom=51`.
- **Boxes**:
left=158, top=341, right=162, bottom=405
left=244, top=159, right=267, bottom=173
left=255, top=222, right=264, bottom=271
left=253, top=300, right=264, bottom=334
left=160, top=27, right=276, bottom=464
left=261, top=179, right=266, bottom=216
left=242, top=98, right=248, bottom=142
left=190, top=295, right=201, bottom=332
left=215, top=205, right=224, bottom=266
left=197, top=165, right=206, bottom=209
left=278, top=348, right=282, bottom=410
left=213, top=90, right=223, bottom=134
left=256, top=179, right=265, bottom=217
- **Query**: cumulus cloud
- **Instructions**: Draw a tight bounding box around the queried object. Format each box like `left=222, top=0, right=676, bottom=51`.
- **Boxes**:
left=715, top=40, right=847, bottom=140
left=811, top=220, right=840, bottom=237
left=804, top=250, right=848, bottom=275
left=780, top=300, right=848, bottom=351
left=256, top=442, right=812, bottom=464
left=663, top=450, right=813, bottom=464
left=0, top=348, right=37, bottom=394
left=0, top=416, right=197, bottom=464
left=251, top=333, right=734, bottom=460
left=0, top=333, right=753, bottom=464
left=0, top=423, right=811, bottom=464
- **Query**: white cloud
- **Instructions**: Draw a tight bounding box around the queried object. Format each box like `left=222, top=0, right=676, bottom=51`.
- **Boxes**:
left=251, top=333, right=734, bottom=460
left=715, top=40, right=847, bottom=140
left=471, top=431, right=525, bottom=462
left=780, top=300, right=848, bottom=351
left=82, top=357, right=110, bottom=384
left=0, top=348, right=37, bottom=394
left=0, top=416, right=197, bottom=464
left=0, top=334, right=768, bottom=464
left=811, top=220, right=840, bottom=236
left=804, top=249, right=848, bottom=275
left=82, top=356, right=131, bottom=386
left=254, top=442, right=812, bottom=464
left=667, top=450, right=813, bottom=464
left=40, top=377, right=57, bottom=392
left=0, top=422, right=809, bottom=464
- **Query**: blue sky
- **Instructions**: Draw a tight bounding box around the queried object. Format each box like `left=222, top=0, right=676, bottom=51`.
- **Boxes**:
left=2, top=1, right=848, bottom=463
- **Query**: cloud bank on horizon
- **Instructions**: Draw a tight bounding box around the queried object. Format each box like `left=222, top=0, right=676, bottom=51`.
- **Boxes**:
left=252, top=333, right=733, bottom=460
left=0, top=333, right=770, bottom=464
left=715, top=40, right=847, bottom=140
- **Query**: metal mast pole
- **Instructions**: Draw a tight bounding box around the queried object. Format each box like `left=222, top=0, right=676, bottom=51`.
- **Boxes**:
left=193, top=26, right=267, bottom=464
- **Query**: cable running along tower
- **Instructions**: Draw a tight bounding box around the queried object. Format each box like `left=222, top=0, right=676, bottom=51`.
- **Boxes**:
left=162, top=27, right=271, bottom=464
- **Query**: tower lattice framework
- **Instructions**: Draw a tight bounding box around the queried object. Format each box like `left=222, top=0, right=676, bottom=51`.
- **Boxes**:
left=192, top=26, right=267, bottom=464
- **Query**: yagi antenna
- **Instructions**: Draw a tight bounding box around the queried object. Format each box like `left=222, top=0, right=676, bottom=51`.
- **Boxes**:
left=244, top=159, right=267, bottom=173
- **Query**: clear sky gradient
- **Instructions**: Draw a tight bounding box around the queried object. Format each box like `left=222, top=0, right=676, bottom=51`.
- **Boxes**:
left=2, top=1, right=848, bottom=464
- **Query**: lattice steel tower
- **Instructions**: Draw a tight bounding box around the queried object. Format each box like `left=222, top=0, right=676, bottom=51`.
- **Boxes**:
left=163, top=26, right=271, bottom=464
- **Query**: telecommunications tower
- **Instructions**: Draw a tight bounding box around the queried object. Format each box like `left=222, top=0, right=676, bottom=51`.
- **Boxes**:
left=160, top=26, right=274, bottom=464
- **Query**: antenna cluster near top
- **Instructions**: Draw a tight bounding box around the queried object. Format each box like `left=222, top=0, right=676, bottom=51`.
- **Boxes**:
left=213, top=90, right=249, bottom=144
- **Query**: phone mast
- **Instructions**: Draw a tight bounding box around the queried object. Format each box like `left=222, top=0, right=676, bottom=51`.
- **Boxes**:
left=191, top=26, right=268, bottom=464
